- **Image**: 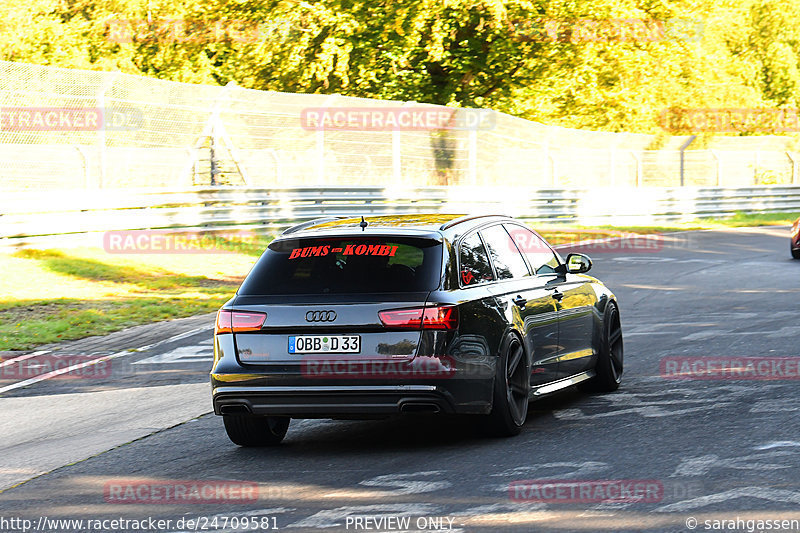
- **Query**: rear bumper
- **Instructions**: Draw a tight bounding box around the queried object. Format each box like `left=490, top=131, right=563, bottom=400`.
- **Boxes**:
left=212, top=384, right=463, bottom=418
left=211, top=332, right=496, bottom=418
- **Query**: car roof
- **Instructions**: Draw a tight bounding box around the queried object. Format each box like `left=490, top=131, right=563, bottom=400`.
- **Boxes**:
left=280, top=214, right=514, bottom=240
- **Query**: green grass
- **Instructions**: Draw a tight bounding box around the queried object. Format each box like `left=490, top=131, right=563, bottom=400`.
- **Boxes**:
left=533, top=212, right=799, bottom=245
left=0, top=298, right=226, bottom=351
left=1, top=212, right=797, bottom=351
left=0, top=244, right=258, bottom=351
left=688, top=211, right=800, bottom=227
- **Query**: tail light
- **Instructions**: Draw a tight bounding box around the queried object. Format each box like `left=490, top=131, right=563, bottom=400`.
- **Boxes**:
left=379, top=306, right=458, bottom=330
left=215, top=310, right=267, bottom=334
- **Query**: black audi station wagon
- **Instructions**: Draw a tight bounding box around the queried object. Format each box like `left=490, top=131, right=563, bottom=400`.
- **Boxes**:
left=211, top=214, right=624, bottom=445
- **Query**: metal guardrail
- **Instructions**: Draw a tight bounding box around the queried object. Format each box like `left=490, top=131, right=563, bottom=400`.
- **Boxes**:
left=2, top=185, right=800, bottom=243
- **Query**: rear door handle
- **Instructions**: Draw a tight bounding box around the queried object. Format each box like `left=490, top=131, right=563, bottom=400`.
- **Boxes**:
left=512, top=295, right=527, bottom=308
left=550, top=290, right=563, bottom=301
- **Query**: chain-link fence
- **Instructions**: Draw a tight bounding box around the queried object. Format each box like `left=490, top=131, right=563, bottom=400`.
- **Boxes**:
left=1, top=60, right=799, bottom=193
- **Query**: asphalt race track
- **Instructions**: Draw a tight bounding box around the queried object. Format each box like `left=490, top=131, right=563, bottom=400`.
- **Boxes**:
left=1, top=226, right=799, bottom=533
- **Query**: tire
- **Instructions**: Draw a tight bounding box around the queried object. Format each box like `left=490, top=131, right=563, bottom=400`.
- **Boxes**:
left=223, top=414, right=290, bottom=446
left=482, top=333, right=530, bottom=437
left=579, top=301, right=623, bottom=393
left=792, top=242, right=800, bottom=259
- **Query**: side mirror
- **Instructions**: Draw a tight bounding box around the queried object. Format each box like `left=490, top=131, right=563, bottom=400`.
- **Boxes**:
left=566, top=253, right=592, bottom=274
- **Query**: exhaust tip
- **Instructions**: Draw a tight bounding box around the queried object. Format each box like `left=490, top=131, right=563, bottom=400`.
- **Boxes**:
left=219, top=404, right=252, bottom=415
left=400, top=402, right=441, bottom=414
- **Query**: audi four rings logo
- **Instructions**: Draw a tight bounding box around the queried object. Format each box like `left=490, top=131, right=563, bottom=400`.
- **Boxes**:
left=306, top=310, right=337, bottom=322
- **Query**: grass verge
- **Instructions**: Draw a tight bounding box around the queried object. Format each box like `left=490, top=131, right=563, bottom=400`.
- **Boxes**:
left=0, top=245, right=260, bottom=351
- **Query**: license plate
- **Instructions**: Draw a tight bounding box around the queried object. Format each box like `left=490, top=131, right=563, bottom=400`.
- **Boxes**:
left=288, top=335, right=361, bottom=354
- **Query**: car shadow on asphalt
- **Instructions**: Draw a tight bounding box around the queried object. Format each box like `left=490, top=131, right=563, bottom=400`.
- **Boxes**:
left=229, top=387, right=590, bottom=455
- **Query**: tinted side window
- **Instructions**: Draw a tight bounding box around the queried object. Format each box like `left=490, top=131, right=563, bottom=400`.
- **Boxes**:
left=459, top=232, right=494, bottom=286
left=505, top=225, right=560, bottom=275
left=480, top=225, right=530, bottom=280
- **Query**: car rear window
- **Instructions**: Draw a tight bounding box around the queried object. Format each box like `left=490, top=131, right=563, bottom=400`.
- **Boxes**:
left=238, top=236, right=443, bottom=295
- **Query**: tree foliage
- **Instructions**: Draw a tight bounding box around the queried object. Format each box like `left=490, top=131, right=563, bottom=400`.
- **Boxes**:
left=1, top=0, right=799, bottom=133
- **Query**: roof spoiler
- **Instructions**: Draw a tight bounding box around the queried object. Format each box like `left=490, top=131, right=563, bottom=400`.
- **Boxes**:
left=282, top=217, right=343, bottom=235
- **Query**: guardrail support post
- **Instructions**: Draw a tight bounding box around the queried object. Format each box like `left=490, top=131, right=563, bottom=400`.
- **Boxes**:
left=266, top=149, right=282, bottom=184
left=630, top=151, right=641, bottom=187
left=181, top=147, right=197, bottom=185
left=96, top=72, right=119, bottom=189
left=754, top=150, right=760, bottom=184
left=787, top=151, right=798, bottom=184
left=74, top=146, right=89, bottom=189
left=210, top=123, right=220, bottom=185
left=679, top=135, right=696, bottom=186
left=710, top=149, right=721, bottom=186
